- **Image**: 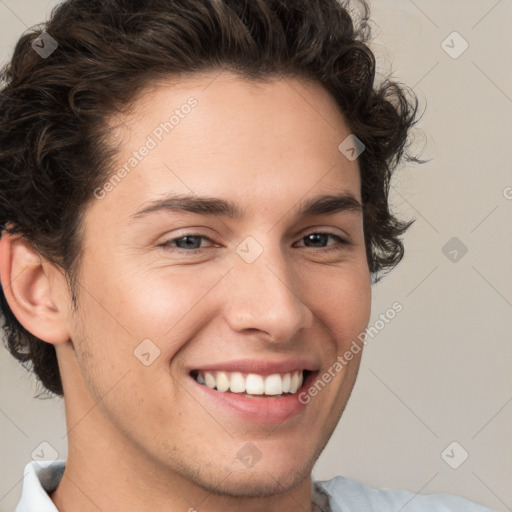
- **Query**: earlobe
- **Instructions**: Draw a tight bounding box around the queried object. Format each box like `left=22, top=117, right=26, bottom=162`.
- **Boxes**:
left=0, top=230, right=70, bottom=345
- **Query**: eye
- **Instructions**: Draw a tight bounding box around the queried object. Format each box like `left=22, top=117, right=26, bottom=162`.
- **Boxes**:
left=160, top=231, right=350, bottom=255
left=295, top=232, right=350, bottom=251
left=161, top=234, right=214, bottom=253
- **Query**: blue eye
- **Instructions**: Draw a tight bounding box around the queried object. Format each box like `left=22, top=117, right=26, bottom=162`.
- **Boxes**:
left=296, top=232, right=349, bottom=250
left=162, top=234, right=213, bottom=253
left=160, top=232, right=350, bottom=254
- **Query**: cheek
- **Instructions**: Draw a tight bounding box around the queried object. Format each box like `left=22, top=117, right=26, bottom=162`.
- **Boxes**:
left=94, top=263, right=229, bottom=360
left=307, top=264, right=371, bottom=344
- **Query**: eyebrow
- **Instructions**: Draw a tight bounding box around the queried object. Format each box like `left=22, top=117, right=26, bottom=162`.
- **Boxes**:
left=130, top=192, right=363, bottom=221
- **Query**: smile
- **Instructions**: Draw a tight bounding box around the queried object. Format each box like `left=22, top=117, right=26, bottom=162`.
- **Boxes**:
left=191, top=369, right=309, bottom=397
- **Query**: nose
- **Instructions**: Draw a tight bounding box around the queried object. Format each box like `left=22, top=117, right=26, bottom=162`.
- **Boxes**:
left=223, top=241, right=314, bottom=343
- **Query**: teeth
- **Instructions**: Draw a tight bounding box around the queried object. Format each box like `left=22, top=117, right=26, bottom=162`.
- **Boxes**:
left=282, top=373, right=291, bottom=393
left=290, top=371, right=301, bottom=394
left=246, top=374, right=264, bottom=394
left=204, top=372, right=216, bottom=389
left=194, top=369, right=305, bottom=396
left=230, top=372, right=245, bottom=393
left=216, top=371, right=230, bottom=392
left=264, top=374, right=282, bottom=395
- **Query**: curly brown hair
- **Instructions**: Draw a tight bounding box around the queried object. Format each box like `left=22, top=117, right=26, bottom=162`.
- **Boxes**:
left=0, top=0, right=421, bottom=397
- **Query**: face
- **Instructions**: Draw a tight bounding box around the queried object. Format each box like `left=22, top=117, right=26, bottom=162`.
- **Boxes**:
left=61, top=72, right=371, bottom=496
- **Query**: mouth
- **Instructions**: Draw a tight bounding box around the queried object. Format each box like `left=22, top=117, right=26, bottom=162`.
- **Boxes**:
left=187, top=359, right=320, bottom=422
left=190, top=369, right=313, bottom=398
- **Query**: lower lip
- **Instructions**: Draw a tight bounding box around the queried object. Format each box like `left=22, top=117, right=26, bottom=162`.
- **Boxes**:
left=190, top=372, right=317, bottom=423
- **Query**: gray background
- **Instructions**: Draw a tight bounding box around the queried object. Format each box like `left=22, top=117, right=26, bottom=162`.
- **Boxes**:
left=1, top=0, right=511, bottom=511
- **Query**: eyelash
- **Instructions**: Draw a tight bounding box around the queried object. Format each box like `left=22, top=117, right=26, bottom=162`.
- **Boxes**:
left=160, top=232, right=350, bottom=255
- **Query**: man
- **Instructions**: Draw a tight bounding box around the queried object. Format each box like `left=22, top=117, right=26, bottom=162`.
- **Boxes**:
left=0, top=0, right=497, bottom=511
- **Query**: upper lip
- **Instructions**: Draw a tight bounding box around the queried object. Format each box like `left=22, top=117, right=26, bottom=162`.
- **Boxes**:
left=188, top=358, right=320, bottom=376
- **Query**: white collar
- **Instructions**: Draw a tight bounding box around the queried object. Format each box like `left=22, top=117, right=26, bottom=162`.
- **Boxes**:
left=15, top=460, right=65, bottom=512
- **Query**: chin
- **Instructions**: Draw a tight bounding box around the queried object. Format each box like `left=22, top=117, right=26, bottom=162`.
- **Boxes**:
left=202, top=466, right=310, bottom=498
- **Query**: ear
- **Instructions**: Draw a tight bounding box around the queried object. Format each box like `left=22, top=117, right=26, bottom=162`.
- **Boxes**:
left=0, top=230, right=70, bottom=345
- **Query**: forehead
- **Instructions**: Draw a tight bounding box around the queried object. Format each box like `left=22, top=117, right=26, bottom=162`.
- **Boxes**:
left=92, top=71, right=361, bottom=225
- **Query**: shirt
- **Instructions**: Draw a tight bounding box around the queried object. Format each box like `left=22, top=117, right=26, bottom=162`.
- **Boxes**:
left=15, top=460, right=497, bottom=512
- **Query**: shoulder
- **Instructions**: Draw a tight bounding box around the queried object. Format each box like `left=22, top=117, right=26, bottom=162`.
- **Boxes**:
left=315, top=475, right=498, bottom=512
